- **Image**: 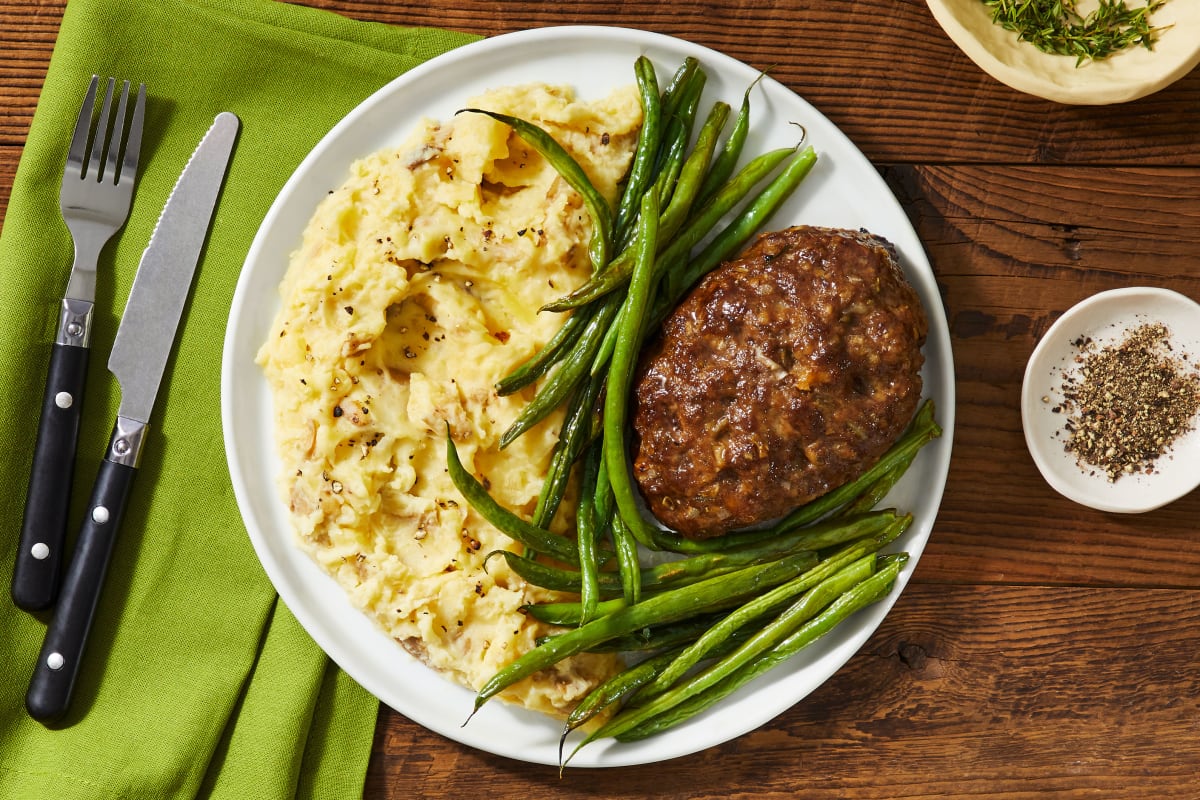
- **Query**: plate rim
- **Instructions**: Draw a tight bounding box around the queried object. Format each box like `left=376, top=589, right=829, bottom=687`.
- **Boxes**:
left=221, top=23, right=957, bottom=767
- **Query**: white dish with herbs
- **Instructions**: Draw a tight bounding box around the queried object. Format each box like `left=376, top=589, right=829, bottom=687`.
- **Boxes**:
left=926, top=0, right=1200, bottom=104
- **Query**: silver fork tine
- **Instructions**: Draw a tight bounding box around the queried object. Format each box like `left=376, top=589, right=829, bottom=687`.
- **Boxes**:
left=101, top=80, right=131, bottom=186
left=85, top=77, right=115, bottom=182
left=65, top=76, right=99, bottom=181
left=120, top=84, right=147, bottom=186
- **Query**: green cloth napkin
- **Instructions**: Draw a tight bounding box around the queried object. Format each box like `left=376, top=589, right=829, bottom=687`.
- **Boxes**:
left=0, top=1, right=479, bottom=797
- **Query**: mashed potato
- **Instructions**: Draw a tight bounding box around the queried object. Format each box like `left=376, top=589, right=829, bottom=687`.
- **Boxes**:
left=258, top=83, right=641, bottom=716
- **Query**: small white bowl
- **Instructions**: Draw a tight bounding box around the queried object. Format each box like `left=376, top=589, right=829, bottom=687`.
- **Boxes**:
left=926, top=0, right=1200, bottom=104
left=1021, top=287, right=1200, bottom=513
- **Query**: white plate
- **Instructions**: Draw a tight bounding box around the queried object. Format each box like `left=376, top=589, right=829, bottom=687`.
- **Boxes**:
left=1022, top=287, right=1200, bottom=513
left=222, top=26, right=955, bottom=767
left=927, top=0, right=1200, bottom=105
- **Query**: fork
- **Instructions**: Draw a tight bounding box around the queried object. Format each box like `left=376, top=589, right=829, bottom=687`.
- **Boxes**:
left=12, top=76, right=146, bottom=612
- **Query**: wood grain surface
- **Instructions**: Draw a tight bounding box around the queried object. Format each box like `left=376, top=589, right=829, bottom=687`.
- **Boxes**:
left=4, top=1, right=1199, bottom=798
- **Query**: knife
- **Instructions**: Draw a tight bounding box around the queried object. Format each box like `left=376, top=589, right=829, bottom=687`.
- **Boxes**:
left=25, top=111, right=240, bottom=723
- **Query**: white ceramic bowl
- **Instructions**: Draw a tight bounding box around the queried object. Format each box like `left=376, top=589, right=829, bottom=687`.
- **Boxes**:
left=926, top=0, right=1200, bottom=104
left=1022, top=287, right=1200, bottom=513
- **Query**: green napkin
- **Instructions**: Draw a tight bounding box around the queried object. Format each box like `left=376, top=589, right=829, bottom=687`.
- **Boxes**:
left=0, top=1, right=478, bottom=797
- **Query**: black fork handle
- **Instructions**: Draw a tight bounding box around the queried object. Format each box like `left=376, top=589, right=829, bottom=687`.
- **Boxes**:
left=12, top=341, right=89, bottom=611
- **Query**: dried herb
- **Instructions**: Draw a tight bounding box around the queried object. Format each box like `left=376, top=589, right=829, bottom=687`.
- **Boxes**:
left=1052, top=322, right=1200, bottom=481
left=982, top=0, right=1168, bottom=66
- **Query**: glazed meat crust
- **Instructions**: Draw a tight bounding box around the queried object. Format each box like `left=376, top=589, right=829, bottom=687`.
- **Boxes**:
left=631, top=226, right=928, bottom=538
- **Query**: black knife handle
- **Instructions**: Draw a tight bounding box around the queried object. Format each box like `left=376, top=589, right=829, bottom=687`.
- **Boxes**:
left=13, top=341, right=90, bottom=611
left=26, top=441, right=137, bottom=724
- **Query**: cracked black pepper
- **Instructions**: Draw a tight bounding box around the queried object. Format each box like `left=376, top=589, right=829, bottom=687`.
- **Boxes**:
left=1051, top=322, right=1200, bottom=482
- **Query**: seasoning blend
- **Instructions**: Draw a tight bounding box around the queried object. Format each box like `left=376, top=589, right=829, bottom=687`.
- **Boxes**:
left=1022, top=287, right=1200, bottom=513
left=1050, top=321, right=1200, bottom=482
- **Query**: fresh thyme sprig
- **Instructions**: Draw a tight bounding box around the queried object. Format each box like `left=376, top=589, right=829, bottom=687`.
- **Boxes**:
left=983, top=0, right=1169, bottom=66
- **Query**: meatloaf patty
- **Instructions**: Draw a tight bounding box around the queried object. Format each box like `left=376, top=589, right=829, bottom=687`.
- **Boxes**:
left=631, top=226, right=928, bottom=538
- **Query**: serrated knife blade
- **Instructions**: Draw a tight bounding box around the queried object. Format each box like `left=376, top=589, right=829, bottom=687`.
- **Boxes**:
left=26, top=112, right=240, bottom=723
left=113, top=111, right=239, bottom=425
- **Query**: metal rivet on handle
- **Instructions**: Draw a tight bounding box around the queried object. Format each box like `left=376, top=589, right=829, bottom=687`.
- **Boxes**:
left=31, top=542, right=50, bottom=560
left=47, top=653, right=65, bottom=671
left=55, top=391, right=74, bottom=409
left=91, top=506, right=110, bottom=524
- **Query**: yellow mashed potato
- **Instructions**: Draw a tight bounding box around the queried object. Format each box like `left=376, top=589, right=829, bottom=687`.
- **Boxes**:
left=258, top=83, right=641, bottom=717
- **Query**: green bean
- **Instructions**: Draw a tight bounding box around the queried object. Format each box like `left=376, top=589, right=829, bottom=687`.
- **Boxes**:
left=613, top=57, right=663, bottom=249
left=658, top=57, right=701, bottom=123
left=540, top=249, right=630, bottom=314
left=561, top=648, right=681, bottom=753
left=574, top=441, right=606, bottom=623
left=637, top=545, right=784, bottom=594
left=769, top=400, right=939, bottom=536
left=588, top=437, right=639, bottom=604
left=610, top=513, right=643, bottom=604
left=650, top=145, right=797, bottom=298
left=838, top=451, right=917, bottom=519
left=499, top=295, right=619, bottom=448
left=516, top=112, right=768, bottom=377
left=444, top=431, right=578, bottom=565
left=613, top=554, right=908, bottom=743
left=562, top=618, right=760, bottom=745
left=625, top=511, right=903, bottom=605
left=546, top=146, right=796, bottom=314
left=543, top=257, right=625, bottom=315
left=642, top=538, right=817, bottom=588
left=494, top=305, right=591, bottom=395
left=500, top=526, right=830, bottom=602
left=649, top=122, right=689, bottom=213
left=654, top=510, right=869, bottom=554
left=637, top=538, right=891, bottom=702
left=525, top=596, right=627, bottom=626
left=602, top=189, right=663, bottom=554
left=657, top=101, right=729, bottom=245
left=637, top=520, right=900, bottom=629
left=585, top=143, right=724, bottom=371
left=592, top=434, right=616, bottom=526
left=468, top=551, right=818, bottom=716
left=531, top=370, right=603, bottom=528
left=874, top=552, right=908, bottom=571
left=694, top=71, right=765, bottom=207
left=647, top=502, right=904, bottom=557
left=488, top=550, right=622, bottom=596
left=579, top=611, right=729, bottom=653
left=588, top=300, right=624, bottom=377
left=570, top=553, right=890, bottom=756
left=648, top=68, right=706, bottom=213
left=461, top=109, right=612, bottom=272
left=648, top=509, right=880, bottom=554
left=678, top=143, right=798, bottom=238
left=661, top=144, right=818, bottom=309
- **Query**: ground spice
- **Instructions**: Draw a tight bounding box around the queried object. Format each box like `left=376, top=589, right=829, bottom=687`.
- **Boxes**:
left=1050, top=322, right=1200, bottom=482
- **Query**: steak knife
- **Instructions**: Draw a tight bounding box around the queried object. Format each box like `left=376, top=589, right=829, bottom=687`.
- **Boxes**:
left=25, top=112, right=240, bottom=723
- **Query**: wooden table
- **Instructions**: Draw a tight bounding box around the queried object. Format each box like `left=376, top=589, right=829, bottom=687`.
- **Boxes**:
left=5, top=1, right=1199, bottom=797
